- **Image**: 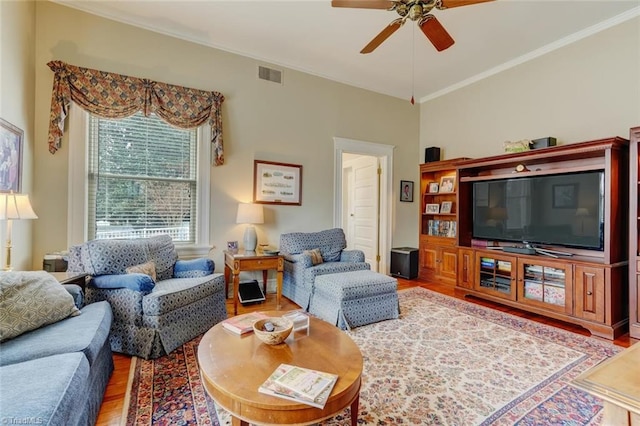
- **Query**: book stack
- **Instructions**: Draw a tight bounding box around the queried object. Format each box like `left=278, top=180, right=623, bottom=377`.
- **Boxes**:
left=221, top=312, right=270, bottom=335
left=259, top=364, right=338, bottom=409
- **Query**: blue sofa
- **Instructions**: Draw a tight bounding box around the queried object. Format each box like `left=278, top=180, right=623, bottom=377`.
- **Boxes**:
left=0, top=282, right=113, bottom=426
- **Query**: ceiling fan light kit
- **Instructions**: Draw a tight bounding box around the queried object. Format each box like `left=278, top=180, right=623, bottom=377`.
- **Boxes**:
left=332, top=0, right=494, bottom=54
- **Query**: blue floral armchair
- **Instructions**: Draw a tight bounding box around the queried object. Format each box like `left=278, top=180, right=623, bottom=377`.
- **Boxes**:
left=279, top=228, right=370, bottom=309
left=67, top=235, right=227, bottom=359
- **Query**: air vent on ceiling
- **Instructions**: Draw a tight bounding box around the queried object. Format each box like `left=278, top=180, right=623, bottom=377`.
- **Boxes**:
left=258, top=66, right=283, bottom=85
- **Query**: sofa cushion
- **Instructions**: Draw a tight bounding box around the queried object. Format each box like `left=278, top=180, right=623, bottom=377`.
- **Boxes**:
left=82, top=238, right=150, bottom=276
left=91, top=274, right=155, bottom=292
left=280, top=228, right=347, bottom=262
left=0, top=353, right=89, bottom=426
left=143, top=274, right=225, bottom=316
left=126, top=260, right=157, bottom=282
left=147, top=234, right=178, bottom=281
left=0, top=271, right=81, bottom=342
left=173, top=258, right=214, bottom=278
left=0, top=301, right=112, bottom=367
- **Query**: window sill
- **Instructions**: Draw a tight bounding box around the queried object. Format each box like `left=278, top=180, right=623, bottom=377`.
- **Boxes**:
left=175, top=244, right=214, bottom=259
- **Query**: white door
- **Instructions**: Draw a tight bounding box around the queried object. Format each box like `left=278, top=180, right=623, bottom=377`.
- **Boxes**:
left=343, top=155, right=379, bottom=270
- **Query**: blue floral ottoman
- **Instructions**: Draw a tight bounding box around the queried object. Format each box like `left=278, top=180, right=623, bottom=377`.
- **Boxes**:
left=309, top=270, right=399, bottom=330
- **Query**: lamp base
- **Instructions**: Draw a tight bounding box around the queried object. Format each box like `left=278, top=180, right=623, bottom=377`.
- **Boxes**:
left=244, top=225, right=258, bottom=251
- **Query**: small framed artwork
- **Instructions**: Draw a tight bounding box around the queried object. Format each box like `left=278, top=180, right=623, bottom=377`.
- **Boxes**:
left=552, top=184, right=578, bottom=208
left=428, top=182, right=439, bottom=194
left=400, top=180, right=414, bottom=202
left=440, top=201, right=453, bottom=214
left=0, top=117, right=24, bottom=193
left=254, top=160, right=302, bottom=205
left=227, top=241, right=238, bottom=251
left=425, top=203, right=440, bottom=214
left=439, top=176, right=456, bottom=193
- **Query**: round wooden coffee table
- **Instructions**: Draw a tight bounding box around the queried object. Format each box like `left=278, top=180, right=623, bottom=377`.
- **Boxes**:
left=197, top=311, right=363, bottom=426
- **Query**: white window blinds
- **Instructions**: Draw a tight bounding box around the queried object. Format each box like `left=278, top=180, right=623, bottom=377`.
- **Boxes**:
left=88, top=112, right=198, bottom=242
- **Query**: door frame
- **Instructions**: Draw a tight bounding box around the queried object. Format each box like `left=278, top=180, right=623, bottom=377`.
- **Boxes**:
left=333, top=137, right=394, bottom=274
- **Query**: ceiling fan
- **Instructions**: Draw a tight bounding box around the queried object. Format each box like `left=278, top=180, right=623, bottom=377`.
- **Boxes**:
left=332, top=0, right=495, bottom=54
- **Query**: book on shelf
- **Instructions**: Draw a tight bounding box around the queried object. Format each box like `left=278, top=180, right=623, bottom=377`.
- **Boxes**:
left=221, top=312, right=270, bottom=335
left=258, top=364, right=338, bottom=409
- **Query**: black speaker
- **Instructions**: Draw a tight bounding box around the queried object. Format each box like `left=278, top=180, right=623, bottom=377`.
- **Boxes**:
left=425, top=147, right=441, bottom=163
left=390, top=247, right=418, bottom=279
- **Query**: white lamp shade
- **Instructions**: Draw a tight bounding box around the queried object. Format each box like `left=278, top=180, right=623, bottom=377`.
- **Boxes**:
left=0, top=193, right=38, bottom=220
left=236, top=203, right=264, bottom=224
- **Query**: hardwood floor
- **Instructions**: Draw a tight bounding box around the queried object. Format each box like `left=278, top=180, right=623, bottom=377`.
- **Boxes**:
left=95, top=278, right=636, bottom=426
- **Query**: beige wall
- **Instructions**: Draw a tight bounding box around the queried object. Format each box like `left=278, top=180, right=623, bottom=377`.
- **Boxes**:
left=420, top=17, right=640, bottom=159
left=32, top=2, right=420, bottom=271
left=1, top=1, right=36, bottom=270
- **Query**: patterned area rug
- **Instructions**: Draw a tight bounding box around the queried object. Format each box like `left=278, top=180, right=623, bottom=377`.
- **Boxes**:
left=124, top=287, right=621, bottom=425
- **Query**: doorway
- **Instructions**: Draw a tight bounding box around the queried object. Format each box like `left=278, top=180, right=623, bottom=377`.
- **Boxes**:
left=333, top=137, right=394, bottom=274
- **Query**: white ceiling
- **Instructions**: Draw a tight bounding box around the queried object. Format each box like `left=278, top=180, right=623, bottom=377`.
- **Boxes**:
left=53, top=0, right=640, bottom=103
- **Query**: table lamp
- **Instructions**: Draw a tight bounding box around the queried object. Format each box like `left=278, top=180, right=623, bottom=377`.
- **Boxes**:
left=1, top=192, right=38, bottom=271
left=236, top=203, right=264, bottom=251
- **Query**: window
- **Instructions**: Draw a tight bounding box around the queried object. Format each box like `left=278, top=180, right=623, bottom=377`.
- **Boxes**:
left=88, top=112, right=197, bottom=241
left=68, top=106, right=211, bottom=255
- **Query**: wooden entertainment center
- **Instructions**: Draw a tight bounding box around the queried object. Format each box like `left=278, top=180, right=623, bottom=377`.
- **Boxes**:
left=419, top=137, right=629, bottom=339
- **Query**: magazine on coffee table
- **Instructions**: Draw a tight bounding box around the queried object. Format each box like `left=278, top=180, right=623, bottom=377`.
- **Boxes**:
left=258, top=364, right=338, bottom=409
left=221, top=312, right=269, bottom=335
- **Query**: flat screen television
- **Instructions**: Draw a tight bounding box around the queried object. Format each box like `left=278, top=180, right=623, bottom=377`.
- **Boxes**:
left=472, top=171, right=605, bottom=251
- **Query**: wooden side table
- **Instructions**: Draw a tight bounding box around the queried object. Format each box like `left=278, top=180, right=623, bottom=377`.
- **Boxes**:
left=572, top=342, right=640, bottom=425
left=224, top=250, right=283, bottom=315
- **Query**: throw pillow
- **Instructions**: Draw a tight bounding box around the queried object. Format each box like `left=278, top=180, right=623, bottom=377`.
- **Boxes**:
left=303, top=248, right=324, bottom=265
left=91, top=274, right=155, bottom=292
left=126, top=260, right=157, bottom=282
left=0, top=271, right=81, bottom=342
left=174, top=258, right=214, bottom=278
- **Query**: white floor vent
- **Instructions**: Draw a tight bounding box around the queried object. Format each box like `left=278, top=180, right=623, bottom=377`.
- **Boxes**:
left=258, top=66, right=283, bottom=85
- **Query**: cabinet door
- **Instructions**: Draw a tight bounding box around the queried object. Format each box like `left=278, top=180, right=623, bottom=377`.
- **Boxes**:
left=439, top=247, right=458, bottom=281
left=574, top=266, right=605, bottom=323
left=420, top=245, right=438, bottom=275
left=517, top=260, right=573, bottom=314
left=457, top=248, right=475, bottom=289
left=475, top=252, right=517, bottom=300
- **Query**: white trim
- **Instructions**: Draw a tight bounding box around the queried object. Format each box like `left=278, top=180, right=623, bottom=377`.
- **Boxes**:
left=420, top=6, right=640, bottom=103
left=333, top=137, right=394, bottom=274
left=67, top=107, right=212, bottom=255
left=68, top=106, right=88, bottom=246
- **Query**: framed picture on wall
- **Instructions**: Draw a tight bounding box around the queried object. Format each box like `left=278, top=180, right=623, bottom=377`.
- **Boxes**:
left=0, top=117, right=23, bottom=193
left=253, top=160, right=302, bottom=205
left=400, top=180, right=414, bottom=202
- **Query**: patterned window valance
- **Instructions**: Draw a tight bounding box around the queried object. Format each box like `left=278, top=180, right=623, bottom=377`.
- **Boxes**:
left=47, top=60, right=225, bottom=165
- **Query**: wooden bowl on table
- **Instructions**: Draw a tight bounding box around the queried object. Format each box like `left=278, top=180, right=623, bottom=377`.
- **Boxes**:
left=253, top=317, right=293, bottom=345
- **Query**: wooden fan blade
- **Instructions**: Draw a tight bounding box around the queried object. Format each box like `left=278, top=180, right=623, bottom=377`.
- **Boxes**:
left=439, top=0, right=494, bottom=9
left=360, top=20, right=403, bottom=54
left=331, top=0, right=393, bottom=9
left=420, top=16, right=454, bottom=52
